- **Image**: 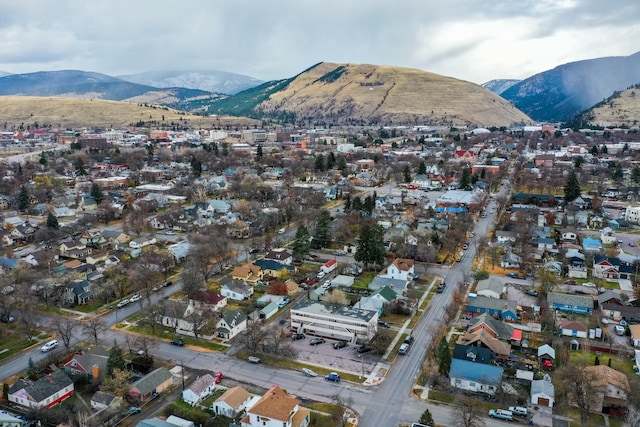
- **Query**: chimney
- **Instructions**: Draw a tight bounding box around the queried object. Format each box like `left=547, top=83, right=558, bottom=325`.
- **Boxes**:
left=92, top=364, right=100, bottom=383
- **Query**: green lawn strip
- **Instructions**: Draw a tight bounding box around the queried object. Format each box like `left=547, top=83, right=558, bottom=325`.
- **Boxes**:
left=352, top=271, right=376, bottom=289
left=308, top=402, right=345, bottom=426
left=71, top=301, right=105, bottom=313
left=427, top=390, right=455, bottom=403
left=236, top=350, right=362, bottom=383
left=568, top=350, right=635, bottom=376
left=128, top=325, right=227, bottom=352
left=0, top=334, right=43, bottom=361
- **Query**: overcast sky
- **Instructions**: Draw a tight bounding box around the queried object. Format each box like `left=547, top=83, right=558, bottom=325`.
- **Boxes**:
left=1, top=0, right=639, bottom=85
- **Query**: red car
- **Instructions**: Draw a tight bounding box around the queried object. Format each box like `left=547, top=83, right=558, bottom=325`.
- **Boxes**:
left=214, top=372, right=224, bottom=384
left=542, top=359, right=553, bottom=371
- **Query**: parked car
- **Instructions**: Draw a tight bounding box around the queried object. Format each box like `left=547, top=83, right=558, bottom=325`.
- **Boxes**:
left=525, top=289, right=539, bottom=297
left=436, top=283, right=445, bottom=293
left=324, top=372, right=340, bottom=382
left=317, top=271, right=326, bottom=279
left=127, top=406, right=142, bottom=415
left=129, top=294, right=141, bottom=303
left=0, top=312, right=15, bottom=323
left=542, top=359, right=553, bottom=371
left=248, top=356, right=260, bottom=364
left=506, top=272, right=521, bottom=279
left=404, top=336, right=414, bottom=345
left=583, top=282, right=596, bottom=288
left=488, top=409, right=512, bottom=421
left=378, top=321, right=390, bottom=328
left=214, top=372, right=224, bottom=384
left=162, top=281, right=173, bottom=287
left=334, top=250, right=347, bottom=256
left=333, top=341, right=347, bottom=349
left=564, top=280, right=577, bottom=285
left=292, top=333, right=306, bottom=341
left=41, top=340, right=58, bottom=352
left=357, top=346, right=372, bottom=354
left=302, top=368, right=318, bottom=377
left=310, top=338, right=326, bottom=346
left=278, top=298, right=291, bottom=308
left=630, top=242, right=636, bottom=247
left=116, top=300, right=129, bottom=308
left=170, top=338, right=184, bottom=346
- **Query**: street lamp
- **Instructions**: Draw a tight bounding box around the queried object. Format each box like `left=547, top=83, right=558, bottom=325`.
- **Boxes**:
left=359, top=354, right=363, bottom=380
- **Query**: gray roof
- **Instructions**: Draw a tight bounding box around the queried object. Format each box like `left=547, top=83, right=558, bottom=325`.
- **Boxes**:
left=136, top=419, right=178, bottom=427
left=222, top=309, right=247, bottom=328
left=130, top=368, right=172, bottom=395
left=291, top=300, right=377, bottom=323
left=548, top=292, right=594, bottom=309
left=468, top=313, right=513, bottom=340
left=475, top=278, right=504, bottom=296
left=531, top=375, right=555, bottom=398
left=10, top=369, right=73, bottom=403
left=468, top=295, right=517, bottom=313
left=91, top=390, right=116, bottom=406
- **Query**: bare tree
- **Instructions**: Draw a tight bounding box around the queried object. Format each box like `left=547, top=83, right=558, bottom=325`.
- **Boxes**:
left=82, top=318, right=107, bottom=346
left=188, top=309, right=211, bottom=341
left=181, top=257, right=205, bottom=300
left=56, top=317, right=78, bottom=349
left=243, top=321, right=268, bottom=353
left=557, top=363, right=597, bottom=427
left=453, top=395, right=485, bottom=427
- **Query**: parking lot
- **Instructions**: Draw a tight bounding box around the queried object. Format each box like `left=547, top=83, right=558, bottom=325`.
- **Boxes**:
left=289, top=335, right=379, bottom=376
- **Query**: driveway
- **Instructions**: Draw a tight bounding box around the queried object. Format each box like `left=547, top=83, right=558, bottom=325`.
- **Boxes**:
left=289, top=336, right=379, bottom=376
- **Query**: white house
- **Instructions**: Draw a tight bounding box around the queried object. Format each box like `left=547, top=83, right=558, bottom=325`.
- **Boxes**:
left=531, top=375, right=555, bottom=408
left=449, top=359, right=503, bottom=395
left=129, top=236, right=157, bottom=249
left=600, top=227, right=617, bottom=245
left=475, top=277, right=504, bottom=299
left=211, top=386, right=253, bottom=418
left=495, top=230, right=517, bottom=245
left=379, top=258, right=414, bottom=281
left=220, top=280, right=254, bottom=301
left=182, top=374, right=217, bottom=406
left=240, top=386, right=310, bottom=427
left=216, top=309, right=248, bottom=341
left=8, top=370, right=74, bottom=409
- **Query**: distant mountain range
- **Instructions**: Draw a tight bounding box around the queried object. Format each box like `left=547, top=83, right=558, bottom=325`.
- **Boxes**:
left=499, top=51, right=640, bottom=123
left=117, top=70, right=263, bottom=95
left=481, top=79, right=520, bottom=95
left=567, top=84, right=640, bottom=129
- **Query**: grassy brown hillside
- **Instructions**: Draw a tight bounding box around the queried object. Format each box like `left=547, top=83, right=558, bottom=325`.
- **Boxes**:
left=0, top=96, right=259, bottom=129
left=257, top=62, right=531, bottom=127
left=579, top=86, right=640, bottom=128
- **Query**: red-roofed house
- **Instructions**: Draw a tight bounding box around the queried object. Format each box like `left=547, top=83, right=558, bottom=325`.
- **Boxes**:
left=379, top=258, right=414, bottom=281
left=455, top=150, right=478, bottom=163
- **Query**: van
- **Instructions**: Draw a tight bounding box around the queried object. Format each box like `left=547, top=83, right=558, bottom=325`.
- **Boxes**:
left=41, top=339, right=59, bottom=352
left=398, top=343, right=410, bottom=355
left=278, top=228, right=286, bottom=234
left=509, top=406, right=528, bottom=417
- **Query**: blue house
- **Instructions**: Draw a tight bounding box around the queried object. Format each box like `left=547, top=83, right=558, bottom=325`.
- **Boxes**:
left=466, top=295, right=518, bottom=321
left=449, top=359, right=503, bottom=395
left=583, top=237, right=602, bottom=253
left=548, top=292, right=593, bottom=315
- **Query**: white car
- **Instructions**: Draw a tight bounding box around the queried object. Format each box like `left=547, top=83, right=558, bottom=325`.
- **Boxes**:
left=116, top=300, right=129, bottom=308
left=129, top=294, right=141, bottom=303
left=583, top=282, right=596, bottom=288
left=302, top=368, right=318, bottom=377
left=41, top=339, right=59, bottom=352
left=317, top=271, right=326, bottom=279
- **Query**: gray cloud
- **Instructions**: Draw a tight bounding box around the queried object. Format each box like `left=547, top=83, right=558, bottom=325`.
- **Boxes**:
left=0, top=0, right=638, bottom=84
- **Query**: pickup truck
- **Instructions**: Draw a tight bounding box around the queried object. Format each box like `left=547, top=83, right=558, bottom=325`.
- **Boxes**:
left=488, top=409, right=513, bottom=421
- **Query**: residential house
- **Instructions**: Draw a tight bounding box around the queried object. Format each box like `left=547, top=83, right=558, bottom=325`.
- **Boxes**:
left=128, top=368, right=173, bottom=403
left=565, top=248, right=586, bottom=267
left=216, top=309, right=248, bottom=341
left=80, top=229, right=107, bottom=248
left=8, top=370, right=74, bottom=409
left=264, top=248, right=293, bottom=265
left=101, top=230, right=131, bottom=249
left=548, top=292, right=594, bottom=315
left=290, top=300, right=378, bottom=344
left=370, top=286, right=398, bottom=305
left=240, top=386, right=310, bottom=427
left=168, top=241, right=190, bottom=264
left=158, top=300, right=193, bottom=332
left=560, top=319, right=589, bottom=338
left=253, top=259, right=295, bottom=277
left=64, top=346, right=109, bottom=382
left=593, top=257, right=621, bottom=279
left=379, top=258, right=414, bottom=281
left=182, top=374, right=217, bottom=406
left=601, top=304, right=640, bottom=324
left=449, top=359, right=503, bottom=395
left=475, top=278, right=504, bottom=299
left=628, top=324, right=640, bottom=347
left=452, top=344, right=492, bottom=364
left=193, top=290, right=227, bottom=312
left=220, top=279, right=254, bottom=301
left=62, top=280, right=94, bottom=306
left=90, top=391, right=118, bottom=411
left=129, top=236, right=157, bottom=249
left=354, top=297, right=384, bottom=316
left=583, top=237, right=603, bottom=254
left=600, top=227, right=617, bottom=245
left=0, top=411, right=25, bottom=427
left=368, top=276, right=409, bottom=295
left=584, top=365, right=630, bottom=413
left=560, top=229, right=579, bottom=244
left=227, top=219, right=250, bottom=239
left=467, top=313, right=514, bottom=341
left=543, top=261, right=563, bottom=276
left=231, top=263, right=264, bottom=285
left=59, top=240, right=93, bottom=260
left=531, top=375, right=555, bottom=408
left=466, top=295, right=518, bottom=321
left=10, top=222, right=37, bottom=243
left=211, top=386, right=252, bottom=418
left=500, top=252, right=521, bottom=269
left=495, top=230, right=517, bottom=245
left=596, top=290, right=624, bottom=308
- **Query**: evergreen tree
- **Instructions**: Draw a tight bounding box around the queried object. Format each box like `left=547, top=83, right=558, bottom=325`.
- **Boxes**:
left=343, top=193, right=352, bottom=212
left=312, top=210, right=332, bottom=249
left=418, top=161, right=427, bottom=175
left=292, top=225, right=311, bottom=261
left=632, top=166, right=640, bottom=184
left=403, top=165, right=412, bottom=183
left=46, top=212, right=59, bottom=229
left=601, top=144, right=608, bottom=154
left=74, top=157, right=87, bottom=176
left=106, top=345, right=126, bottom=377
left=574, top=156, right=585, bottom=169
left=39, top=151, right=48, bottom=167
left=91, top=182, right=104, bottom=205
left=256, top=144, right=263, bottom=160
left=437, top=336, right=452, bottom=376
left=354, top=223, right=385, bottom=269
left=337, top=155, right=347, bottom=172
left=16, top=186, right=30, bottom=212
left=314, top=154, right=325, bottom=171
left=363, top=194, right=375, bottom=214
left=27, top=357, right=39, bottom=380
left=190, top=156, right=202, bottom=178
left=590, top=145, right=598, bottom=156
left=614, top=165, right=623, bottom=181
left=222, top=143, right=229, bottom=156
left=594, top=356, right=600, bottom=365
left=419, top=408, right=434, bottom=426
left=459, top=168, right=472, bottom=190
left=352, top=196, right=363, bottom=212
left=212, top=142, right=219, bottom=155
left=564, top=170, right=581, bottom=203
left=326, top=152, right=336, bottom=169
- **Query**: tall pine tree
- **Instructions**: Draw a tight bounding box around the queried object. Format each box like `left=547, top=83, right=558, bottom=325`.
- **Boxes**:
left=354, top=223, right=385, bottom=269
left=437, top=336, right=452, bottom=376
left=312, top=210, right=332, bottom=249
left=564, top=170, right=581, bottom=203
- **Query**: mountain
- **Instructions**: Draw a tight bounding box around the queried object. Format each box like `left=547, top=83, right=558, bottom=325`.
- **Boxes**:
left=201, top=62, right=531, bottom=126
left=567, top=84, right=640, bottom=129
left=481, top=79, right=520, bottom=95
left=118, top=70, right=263, bottom=95
left=0, top=70, right=12, bottom=78
left=500, top=51, right=640, bottom=123
left=0, top=70, right=212, bottom=102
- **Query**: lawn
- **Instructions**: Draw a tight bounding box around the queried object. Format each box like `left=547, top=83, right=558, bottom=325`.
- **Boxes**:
left=127, top=325, right=228, bottom=352
left=0, top=334, right=41, bottom=361
left=568, top=350, right=635, bottom=376
left=352, top=271, right=376, bottom=289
